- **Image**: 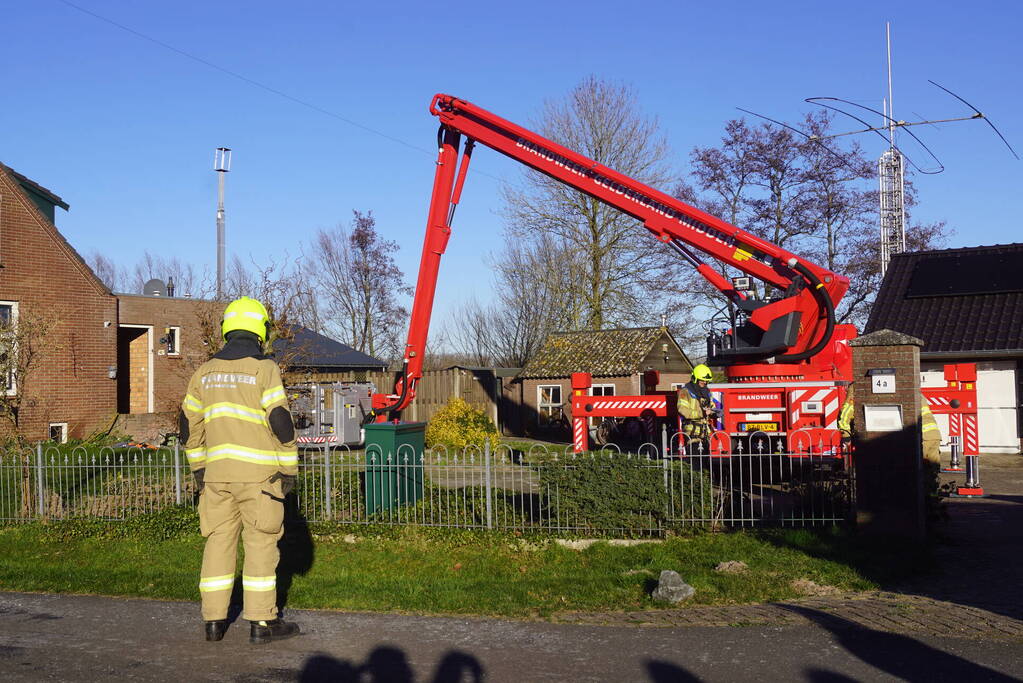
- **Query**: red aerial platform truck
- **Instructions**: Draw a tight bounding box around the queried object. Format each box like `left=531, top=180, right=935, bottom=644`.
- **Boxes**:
left=370, top=94, right=977, bottom=461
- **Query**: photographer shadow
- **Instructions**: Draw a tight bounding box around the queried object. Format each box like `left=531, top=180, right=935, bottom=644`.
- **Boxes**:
left=298, top=648, right=483, bottom=683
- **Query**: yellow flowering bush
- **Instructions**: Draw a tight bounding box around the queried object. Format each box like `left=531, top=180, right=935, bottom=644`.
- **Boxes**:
left=425, top=397, right=500, bottom=452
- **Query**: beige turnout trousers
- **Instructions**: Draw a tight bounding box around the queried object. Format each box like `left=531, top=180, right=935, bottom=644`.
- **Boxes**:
left=198, top=477, right=285, bottom=622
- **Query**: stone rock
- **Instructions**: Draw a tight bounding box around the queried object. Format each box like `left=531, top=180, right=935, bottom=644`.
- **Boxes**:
left=651, top=570, right=695, bottom=604
left=714, top=561, right=749, bottom=574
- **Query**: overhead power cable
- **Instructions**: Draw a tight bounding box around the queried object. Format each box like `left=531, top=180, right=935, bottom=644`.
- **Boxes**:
left=56, top=0, right=432, bottom=156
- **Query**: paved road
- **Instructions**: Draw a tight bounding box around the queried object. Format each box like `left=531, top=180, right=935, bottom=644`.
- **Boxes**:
left=1, top=591, right=1021, bottom=682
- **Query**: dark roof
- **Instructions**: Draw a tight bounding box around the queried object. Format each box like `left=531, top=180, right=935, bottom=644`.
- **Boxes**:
left=518, top=327, right=684, bottom=379
left=1, top=164, right=69, bottom=210
left=272, top=326, right=387, bottom=369
left=865, top=243, right=1023, bottom=354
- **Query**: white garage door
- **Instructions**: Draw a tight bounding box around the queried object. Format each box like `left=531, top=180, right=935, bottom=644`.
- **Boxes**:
left=921, top=361, right=1018, bottom=454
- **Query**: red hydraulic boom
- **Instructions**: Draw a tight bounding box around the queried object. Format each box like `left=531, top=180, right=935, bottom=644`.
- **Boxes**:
left=373, top=94, right=851, bottom=423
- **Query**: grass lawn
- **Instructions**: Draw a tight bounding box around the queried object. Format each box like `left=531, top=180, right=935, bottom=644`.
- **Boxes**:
left=0, top=510, right=932, bottom=618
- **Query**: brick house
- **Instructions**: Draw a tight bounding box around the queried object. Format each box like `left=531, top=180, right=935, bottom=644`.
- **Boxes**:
left=0, top=163, right=118, bottom=442
left=0, top=163, right=390, bottom=444
left=113, top=292, right=226, bottom=440
left=866, top=243, right=1023, bottom=454
left=514, top=327, right=694, bottom=438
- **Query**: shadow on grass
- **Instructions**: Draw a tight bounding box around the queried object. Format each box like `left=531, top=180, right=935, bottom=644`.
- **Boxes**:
left=277, top=493, right=315, bottom=616
left=755, top=526, right=937, bottom=590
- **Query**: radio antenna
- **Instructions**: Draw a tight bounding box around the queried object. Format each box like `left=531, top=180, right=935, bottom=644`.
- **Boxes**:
left=737, top=22, right=1017, bottom=277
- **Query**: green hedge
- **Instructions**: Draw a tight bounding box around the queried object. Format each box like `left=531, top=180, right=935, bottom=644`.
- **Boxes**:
left=538, top=455, right=718, bottom=532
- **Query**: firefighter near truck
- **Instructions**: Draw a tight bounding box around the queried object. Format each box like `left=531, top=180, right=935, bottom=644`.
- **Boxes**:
left=368, top=93, right=976, bottom=466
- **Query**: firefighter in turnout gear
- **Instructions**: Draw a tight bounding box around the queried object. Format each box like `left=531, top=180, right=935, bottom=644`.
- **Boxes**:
left=678, top=364, right=715, bottom=453
left=181, top=297, right=301, bottom=644
left=920, top=402, right=942, bottom=493
left=838, top=385, right=855, bottom=449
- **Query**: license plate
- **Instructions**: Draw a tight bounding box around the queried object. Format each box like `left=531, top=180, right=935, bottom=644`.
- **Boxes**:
left=740, top=422, right=778, bottom=432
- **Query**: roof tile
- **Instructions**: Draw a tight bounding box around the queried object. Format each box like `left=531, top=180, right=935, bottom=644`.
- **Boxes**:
left=865, top=243, right=1023, bottom=354
left=517, top=327, right=685, bottom=379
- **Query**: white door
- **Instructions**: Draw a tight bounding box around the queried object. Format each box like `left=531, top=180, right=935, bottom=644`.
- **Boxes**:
left=977, top=361, right=1018, bottom=453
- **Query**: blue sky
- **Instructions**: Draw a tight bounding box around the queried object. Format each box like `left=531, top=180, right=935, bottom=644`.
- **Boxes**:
left=3, top=1, right=1020, bottom=323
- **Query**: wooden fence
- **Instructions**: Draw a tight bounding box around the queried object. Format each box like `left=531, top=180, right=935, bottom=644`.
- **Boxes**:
left=284, top=368, right=502, bottom=428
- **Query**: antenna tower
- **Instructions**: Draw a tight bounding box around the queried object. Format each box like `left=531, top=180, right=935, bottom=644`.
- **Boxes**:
left=214, top=147, right=232, bottom=300
left=878, top=23, right=906, bottom=276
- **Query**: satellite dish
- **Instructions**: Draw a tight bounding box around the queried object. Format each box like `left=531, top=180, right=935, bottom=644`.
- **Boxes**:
left=143, top=278, right=166, bottom=297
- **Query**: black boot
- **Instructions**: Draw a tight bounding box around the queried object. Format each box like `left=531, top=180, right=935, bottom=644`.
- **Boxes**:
left=249, top=618, right=300, bottom=644
left=205, top=620, right=228, bottom=642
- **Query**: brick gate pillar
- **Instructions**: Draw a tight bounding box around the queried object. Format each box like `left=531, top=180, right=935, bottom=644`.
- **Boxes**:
left=849, top=329, right=926, bottom=540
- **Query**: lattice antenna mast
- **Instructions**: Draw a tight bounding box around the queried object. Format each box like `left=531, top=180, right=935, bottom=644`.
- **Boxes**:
left=878, top=23, right=906, bottom=276
left=214, top=147, right=231, bottom=300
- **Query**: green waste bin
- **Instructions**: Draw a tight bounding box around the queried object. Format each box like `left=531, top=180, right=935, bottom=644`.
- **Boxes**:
left=363, top=422, right=425, bottom=514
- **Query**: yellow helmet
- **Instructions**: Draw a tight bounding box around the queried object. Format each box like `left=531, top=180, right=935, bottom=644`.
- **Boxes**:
left=222, top=296, right=270, bottom=342
left=691, top=364, right=713, bottom=382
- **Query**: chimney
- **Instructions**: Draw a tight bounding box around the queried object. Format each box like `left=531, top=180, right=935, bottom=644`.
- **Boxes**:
left=167, top=277, right=175, bottom=297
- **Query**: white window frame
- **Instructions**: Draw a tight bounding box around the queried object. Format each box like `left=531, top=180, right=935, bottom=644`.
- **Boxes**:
left=167, top=326, right=182, bottom=356
left=0, top=301, right=19, bottom=396
left=49, top=422, right=68, bottom=444
left=537, top=384, right=564, bottom=427
left=588, top=384, right=615, bottom=427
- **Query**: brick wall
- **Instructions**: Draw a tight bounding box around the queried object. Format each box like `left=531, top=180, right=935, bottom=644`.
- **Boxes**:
left=116, top=295, right=227, bottom=416
left=849, top=329, right=925, bottom=538
left=0, top=168, right=118, bottom=441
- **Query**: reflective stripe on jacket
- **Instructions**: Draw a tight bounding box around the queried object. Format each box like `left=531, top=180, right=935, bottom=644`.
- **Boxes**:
left=921, top=403, right=941, bottom=444
left=838, top=398, right=854, bottom=436
left=677, top=386, right=710, bottom=438
left=182, top=356, right=298, bottom=481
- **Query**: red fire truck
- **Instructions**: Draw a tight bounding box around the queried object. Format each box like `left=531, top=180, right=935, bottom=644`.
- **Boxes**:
left=370, top=94, right=977, bottom=461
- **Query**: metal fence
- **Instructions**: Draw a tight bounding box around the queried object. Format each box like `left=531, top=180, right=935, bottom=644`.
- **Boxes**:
left=0, top=434, right=852, bottom=531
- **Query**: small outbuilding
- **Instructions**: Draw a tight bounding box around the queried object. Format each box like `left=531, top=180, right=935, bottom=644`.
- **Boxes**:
left=274, top=325, right=388, bottom=384
left=514, top=326, right=694, bottom=438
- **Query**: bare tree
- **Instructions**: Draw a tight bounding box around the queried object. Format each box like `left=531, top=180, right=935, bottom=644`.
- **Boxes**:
left=220, top=252, right=321, bottom=367
left=0, top=305, right=66, bottom=515
left=128, top=251, right=210, bottom=297
left=0, top=306, right=65, bottom=436
left=683, top=113, right=950, bottom=331
left=85, top=251, right=126, bottom=292
left=443, top=233, right=590, bottom=368
left=309, top=210, right=411, bottom=361
left=499, top=76, right=675, bottom=331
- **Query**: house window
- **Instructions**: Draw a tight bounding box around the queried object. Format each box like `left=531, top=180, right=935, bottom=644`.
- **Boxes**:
left=671, top=382, right=686, bottom=391
left=0, top=302, right=18, bottom=395
left=164, top=326, right=181, bottom=355
left=589, top=384, right=615, bottom=427
left=537, top=384, right=563, bottom=426
left=49, top=423, right=68, bottom=444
